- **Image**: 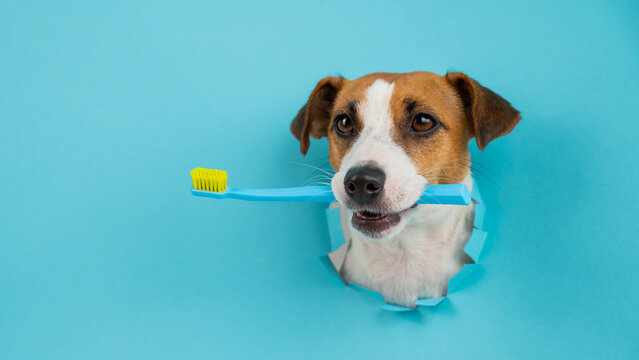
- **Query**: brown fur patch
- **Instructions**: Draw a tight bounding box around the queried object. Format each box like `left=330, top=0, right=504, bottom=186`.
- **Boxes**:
left=388, top=72, right=472, bottom=184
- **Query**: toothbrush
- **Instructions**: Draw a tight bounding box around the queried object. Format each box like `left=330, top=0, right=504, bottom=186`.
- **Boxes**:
left=189, top=168, right=471, bottom=205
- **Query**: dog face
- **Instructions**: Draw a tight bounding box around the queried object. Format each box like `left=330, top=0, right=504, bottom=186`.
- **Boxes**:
left=291, top=72, right=520, bottom=240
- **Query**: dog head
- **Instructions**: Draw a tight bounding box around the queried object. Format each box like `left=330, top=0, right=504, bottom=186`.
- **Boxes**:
left=291, top=72, right=520, bottom=240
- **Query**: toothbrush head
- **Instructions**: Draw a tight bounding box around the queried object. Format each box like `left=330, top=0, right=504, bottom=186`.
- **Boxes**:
left=190, top=168, right=228, bottom=192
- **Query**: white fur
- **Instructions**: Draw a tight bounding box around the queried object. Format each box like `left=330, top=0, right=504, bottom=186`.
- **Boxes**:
left=330, top=79, right=475, bottom=307
left=331, top=80, right=426, bottom=239
left=338, top=174, right=474, bottom=307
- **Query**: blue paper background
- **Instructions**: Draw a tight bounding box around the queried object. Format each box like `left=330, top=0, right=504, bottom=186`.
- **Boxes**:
left=2, top=1, right=638, bottom=358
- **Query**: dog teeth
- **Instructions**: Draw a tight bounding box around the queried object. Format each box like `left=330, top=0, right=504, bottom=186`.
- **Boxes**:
left=358, top=211, right=384, bottom=219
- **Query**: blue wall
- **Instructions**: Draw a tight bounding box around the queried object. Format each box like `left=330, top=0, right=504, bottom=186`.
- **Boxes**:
left=1, top=1, right=638, bottom=358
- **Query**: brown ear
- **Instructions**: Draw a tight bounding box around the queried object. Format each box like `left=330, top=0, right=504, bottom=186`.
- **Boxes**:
left=290, top=76, right=345, bottom=155
left=445, top=72, right=521, bottom=150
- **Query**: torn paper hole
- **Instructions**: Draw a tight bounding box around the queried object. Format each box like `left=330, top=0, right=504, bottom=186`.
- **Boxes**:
left=322, top=179, right=487, bottom=312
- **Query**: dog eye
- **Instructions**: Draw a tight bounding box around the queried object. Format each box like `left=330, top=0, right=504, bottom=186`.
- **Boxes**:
left=411, top=114, right=437, bottom=133
left=335, top=114, right=354, bottom=135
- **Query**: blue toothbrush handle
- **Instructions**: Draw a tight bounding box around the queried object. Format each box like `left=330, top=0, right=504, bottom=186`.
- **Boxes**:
left=192, top=186, right=336, bottom=202
left=419, top=184, right=471, bottom=205
left=191, top=184, right=470, bottom=205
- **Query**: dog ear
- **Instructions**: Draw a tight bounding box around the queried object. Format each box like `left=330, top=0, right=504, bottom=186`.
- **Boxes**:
left=290, top=76, right=346, bottom=155
left=445, top=72, right=521, bottom=150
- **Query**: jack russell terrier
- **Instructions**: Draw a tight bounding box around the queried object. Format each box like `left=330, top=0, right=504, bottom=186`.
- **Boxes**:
left=290, top=71, right=521, bottom=308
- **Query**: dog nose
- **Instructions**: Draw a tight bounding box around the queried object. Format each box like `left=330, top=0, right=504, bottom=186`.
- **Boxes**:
left=344, top=166, right=385, bottom=204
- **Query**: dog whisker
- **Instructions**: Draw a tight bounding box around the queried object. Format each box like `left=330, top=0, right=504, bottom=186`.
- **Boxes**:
left=423, top=177, right=460, bottom=183
left=302, top=173, right=334, bottom=187
left=456, top=158, right=493, bottom=172
left=418, top=161, right=503, bottom=191
left=289, top=161, right=335, bottom=177
left=450, top=159, right=502, bottom=189
left=306, top=182, right=332, bottom=186
left=418, top=165, right=471, bottom=176
left=307, top=173, right=333, bottom=179
left=417, top=158, right=472, bottom=175
left=305, top=174, right=333, bottom=182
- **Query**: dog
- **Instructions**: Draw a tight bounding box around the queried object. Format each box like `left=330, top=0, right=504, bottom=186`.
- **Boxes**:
left=290, top=71, right=520, bottom=308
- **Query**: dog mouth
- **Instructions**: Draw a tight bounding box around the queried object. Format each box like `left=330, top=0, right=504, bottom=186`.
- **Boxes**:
left=351, top=204, right=417, bottom=238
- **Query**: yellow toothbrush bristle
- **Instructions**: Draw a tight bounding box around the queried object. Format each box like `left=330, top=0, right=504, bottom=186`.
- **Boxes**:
left=190, top=168, right=228, bottom=192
